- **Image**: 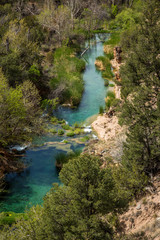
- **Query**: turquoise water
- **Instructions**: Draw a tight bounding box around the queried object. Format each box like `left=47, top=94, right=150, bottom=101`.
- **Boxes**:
left=54, top=34, right=109, bottom=124
left=0, top=136, right=85, bottom=212
left=0, top=34, right=109, bottom=213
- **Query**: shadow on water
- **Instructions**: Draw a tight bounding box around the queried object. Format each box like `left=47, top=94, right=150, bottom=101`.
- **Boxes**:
left=0, top=34, right=110, bottom=213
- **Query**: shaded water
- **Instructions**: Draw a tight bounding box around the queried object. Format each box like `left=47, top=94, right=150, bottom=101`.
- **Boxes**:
left=0, top=34, right=109, bottom=213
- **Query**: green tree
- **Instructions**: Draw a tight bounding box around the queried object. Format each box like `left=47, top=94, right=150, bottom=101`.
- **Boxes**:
left=42, top=155, right=119, bottom=239
left=0, top=155, right=126, bottom=239
left=114, top=7, right=141, bottom=29
left=0, top=69, right=42, bottom=146
left=37, top=3, right=72, bottom=46
left=119, top=0, right=160, bottom=178
left=0, top=19, right=40, bottom=86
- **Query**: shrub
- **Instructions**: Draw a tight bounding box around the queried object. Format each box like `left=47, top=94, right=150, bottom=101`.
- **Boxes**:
left=73, top=122, right=81, bottom=129
left=62, top=124, right=71, bottom=130
left=66, top=131, right=75, bottom=137
left=55, top=152, right=68, bottom=166
left=99, top=106, right=104, bottom=114
left=58, top=120, right=66, bottom=124
left=105, top=52, right=114, bottom=60
left=96, top=56, right=106, bottom=63
left=80, top=136, right=90, bottom=142
left=55, top=150, right=81, bottom=166
left=74, top=128, right=82, bottom=135
left=49, top=129, right=57, bottom=134
left=105, top=98, right=112, bottom=110
left=104, top=79, right=109, bottom=86
left=109, top=84, right=115, bottom=87
left=111, top=98, right=121, bottom=108
left=102, top=66, right=114, bottom=80
left=28, top=65, right=40, bottom=82
left=58, top=129, right=64, bottom=136
left=107, top=90, right=115, bottom=99
left=50, top=117, right=58, bottom=124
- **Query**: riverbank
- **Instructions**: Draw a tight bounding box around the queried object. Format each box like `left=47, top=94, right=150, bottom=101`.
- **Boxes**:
left=90, top=31, right=160, bottom=239
left=0, top=149, right=26, bottom=184
left=91, top=37, right=126, bottom=162
left=0, top=34, right=110, bottom=213
left=91, top=111, right=126, bottom=162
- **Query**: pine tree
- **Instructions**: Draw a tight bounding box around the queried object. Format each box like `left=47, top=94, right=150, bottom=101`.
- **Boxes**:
left=119, top=0, right=160, bottom=177
left=1, top=155, right=126, bottom=240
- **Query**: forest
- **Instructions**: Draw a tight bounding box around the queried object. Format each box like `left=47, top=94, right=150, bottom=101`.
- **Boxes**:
left=0, top=0, right=160, bottom=239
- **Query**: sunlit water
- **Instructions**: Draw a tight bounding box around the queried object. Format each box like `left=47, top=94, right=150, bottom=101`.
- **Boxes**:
left=0, top=34, right=109, bottom=213
left=54, top=34, right=110, bottom=124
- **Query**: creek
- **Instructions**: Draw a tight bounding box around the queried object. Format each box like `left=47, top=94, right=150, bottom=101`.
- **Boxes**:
left=0, top=34, right=109, bottom=213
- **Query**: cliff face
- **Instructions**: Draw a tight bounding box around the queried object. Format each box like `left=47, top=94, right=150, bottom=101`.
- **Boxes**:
left=91, top=112, right=126, bottom=162
left=118, top=173, right=160, bottom=239
left=111, top=46, right=122, bottom=99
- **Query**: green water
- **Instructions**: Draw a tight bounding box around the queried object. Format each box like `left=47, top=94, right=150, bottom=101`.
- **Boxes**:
left=0, top=34, right=109, bottom=213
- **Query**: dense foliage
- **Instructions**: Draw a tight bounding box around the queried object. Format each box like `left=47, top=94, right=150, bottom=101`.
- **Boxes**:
left=51, top=46, right=85, bottom=105
left=0, top=0, right=160, bottom=239
left=0, top=155, right=127, bottom=240
left=0, top=69, right=42, bottom=146
left=119, top=0, right=160, bottom=178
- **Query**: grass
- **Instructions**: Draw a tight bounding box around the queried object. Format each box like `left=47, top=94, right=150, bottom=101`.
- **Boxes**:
left=96, top=56, right=114, bottom=80
left=104, top=32, right=121, bottom=46
left=51, top=46, right=86, bottom=106
left=107, top=90, right=115, bottom=99
left=96, top=56, right=107, bottom=65
left=0, top=212, right=27, bottom=226
left=102, top=66, right=114, bottom=80
left=80, top=136, right=90, bottom=142
left=105, top=52, right=114, bottom=60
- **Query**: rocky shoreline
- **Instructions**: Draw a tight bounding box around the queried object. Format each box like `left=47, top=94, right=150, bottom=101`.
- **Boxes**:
left=89, top=44, right=126, bottom=162
left=91, top=111, right=126, bottom=162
